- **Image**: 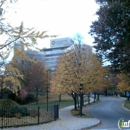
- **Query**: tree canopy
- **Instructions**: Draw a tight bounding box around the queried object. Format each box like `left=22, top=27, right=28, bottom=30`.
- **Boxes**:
left=117, top=73, right=130, bottom=92
left=0, top=0, right=56, bottom=72
left=50, top=44, right=110, bottom=95
left=90, top=0, right=130, bottom=73
left=0, top=0, right=56, bottom=95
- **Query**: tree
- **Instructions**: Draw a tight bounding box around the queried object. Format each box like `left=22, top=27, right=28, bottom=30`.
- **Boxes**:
left=11, top=47, right=36, bottom=84
left=117, top=73, right=130, bottom=92
left=0, top=0, right=56, bottom=95
left=25, top=62, right=47, bottom=104
left=18, top=89, right=28, bottom=100
left=90, top=0, right=130, bottom=73
left=2, top=46, right=35, bottom=94
left=0, top=0, right=41, bottom=66
left=0, top=22, right=49, bottom=70
left=50, top=44, right=110, bottom=111
left=89, top=55, right=111, bottom=100
left=0, top=0, right=56, bottom=70
left=3, top=63, right=23, bottom=94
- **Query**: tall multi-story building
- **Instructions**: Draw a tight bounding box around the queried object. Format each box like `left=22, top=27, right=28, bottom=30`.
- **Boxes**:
left=14, top=38, right=74, bottom=72
left=14, top=43, right=46, bottom=65
left=25, top=50, right=45, bottom=64
left=43, top=37, right=74, bottom=72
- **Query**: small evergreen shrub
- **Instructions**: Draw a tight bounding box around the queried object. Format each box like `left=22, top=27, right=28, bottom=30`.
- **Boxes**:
left=10, top=106, right=30, bottom=117
left=0, top=99, right=30, bottom=117
left=0, top=108, right=5, bottom=116
left=0, top=99, right=19, bottom=108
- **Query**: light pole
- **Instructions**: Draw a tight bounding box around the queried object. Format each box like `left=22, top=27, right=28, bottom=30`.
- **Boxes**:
left=46, top=69, right=52, bottom=111
left=79, top=83, right=83, bottom=116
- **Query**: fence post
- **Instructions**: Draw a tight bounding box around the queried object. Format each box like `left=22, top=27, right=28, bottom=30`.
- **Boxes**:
left=1, top=107, right=3, bottom=129
left=38, top=106, right=40, bottom=125
left=54, top=105, right=59, bottom=120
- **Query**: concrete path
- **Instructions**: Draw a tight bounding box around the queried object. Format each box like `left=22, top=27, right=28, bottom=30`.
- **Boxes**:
left=3, top=99, right=100, bottom=130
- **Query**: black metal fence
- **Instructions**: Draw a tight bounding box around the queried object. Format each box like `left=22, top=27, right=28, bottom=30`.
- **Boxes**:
left=0, top=104, right=59, bottom=129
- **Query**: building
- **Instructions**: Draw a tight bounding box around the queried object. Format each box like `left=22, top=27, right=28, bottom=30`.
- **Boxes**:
left=14, top=37, right=74, bottom=72
left=14, top=43, right=46, bottom=64
left=43, top=37, right=74, bottom=72
left=25, top=50, right=45, bottom=65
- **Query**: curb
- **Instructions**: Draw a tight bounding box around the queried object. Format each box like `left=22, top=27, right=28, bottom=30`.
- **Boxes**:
left=122, top=100, right=130, bottom=113
left=81, top=98, right=101, bottom=130
left=81, top=120, right=101, bottom=130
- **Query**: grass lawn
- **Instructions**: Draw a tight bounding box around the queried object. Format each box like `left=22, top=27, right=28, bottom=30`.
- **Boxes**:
left=124, top=100, right=130, bottom=110
left=0, top=94, right=74, bottom=127
left=26, top=93, right=74, bottom=109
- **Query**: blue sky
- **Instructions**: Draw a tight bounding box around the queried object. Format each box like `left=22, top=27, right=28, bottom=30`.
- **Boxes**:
left=7, top=0, right=99, bottom=48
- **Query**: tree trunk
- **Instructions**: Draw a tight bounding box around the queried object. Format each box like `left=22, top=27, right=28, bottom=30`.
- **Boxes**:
left=97, top=93, right=100, bottom=101
left=36, top=87, right=38, bottom=105
left=59, top=94, right=61, bottom=102
left=74, top=95, right=77, bottom=110
left=59, top=94, right=61, bottom=106
left=72, top=92, right=77, bottom=110
left=79, top=93, right=83, bottom=116
left=77, top=95, right=79, bottom=107
left=82, top=94, right=84, bottom=106
left=88, top=93, right=90, bottom=104
left=94, top=92, right=96, bottom=103
left=104, top=88, right=107, bottom=96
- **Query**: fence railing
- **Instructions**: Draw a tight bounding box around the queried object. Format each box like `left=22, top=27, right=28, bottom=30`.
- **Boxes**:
left=0, top=104, right=59, bottom=129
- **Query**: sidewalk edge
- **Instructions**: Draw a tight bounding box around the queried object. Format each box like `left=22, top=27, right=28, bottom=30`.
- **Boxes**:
left=122, top=100, right=130, bottom=113
left=81, top=120, right=101, bottom=130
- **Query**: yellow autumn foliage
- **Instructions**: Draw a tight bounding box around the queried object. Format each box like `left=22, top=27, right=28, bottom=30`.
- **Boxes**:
left=3, top=63, right=24, bottom=94
left=117, top=73, right=130, bottom=92
left=50, top=44, right=110, bottom=95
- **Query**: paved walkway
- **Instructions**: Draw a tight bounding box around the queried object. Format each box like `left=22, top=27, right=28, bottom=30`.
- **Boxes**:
left=3, top=99, right=100, bottom=130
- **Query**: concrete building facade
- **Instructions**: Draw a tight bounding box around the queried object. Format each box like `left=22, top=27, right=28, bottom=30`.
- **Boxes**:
left=25, top=50, right=45, bottom=65
left=43, top=37, right=74, bottom=72
left=14, top=38, right=74, bottom=72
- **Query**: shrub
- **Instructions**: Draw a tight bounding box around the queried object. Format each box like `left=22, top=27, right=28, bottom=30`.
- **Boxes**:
left=0, top=99, right=19, bottom=117
left=25, top=94, right=36, bottom=103
left=0, top=88, right=13, bottom=99
left=10, top=106, right=30, bottom=117
left=15, top=94, right=36, bottom=105
left=0, top=108, right=5, bottom=116
left=9, top=93, right=24, bottom=105
left=0, top=99, right=19, bottom=108
left=29, top=109, right=38, bottom=117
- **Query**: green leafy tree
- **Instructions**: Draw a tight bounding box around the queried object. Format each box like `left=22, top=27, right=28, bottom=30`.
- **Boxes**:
left=90, top=0, right=130, bottom=73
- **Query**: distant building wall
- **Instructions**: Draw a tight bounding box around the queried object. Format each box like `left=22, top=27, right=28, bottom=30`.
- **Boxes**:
left=14, top=37, right=74, bottom=72
left=44, top=37, right=74, bottom=72
left=25, top=50, right=46, bottom=64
